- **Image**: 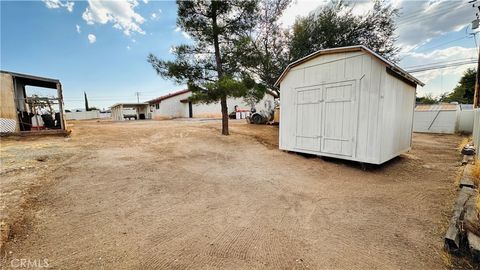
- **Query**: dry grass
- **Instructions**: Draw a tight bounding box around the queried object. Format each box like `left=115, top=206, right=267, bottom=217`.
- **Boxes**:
left=440, top=250, right=453, bottom=268
left=473, top=162, right=480, bottom=213
left=473, top=162, right=480, bottom=186
left=457, top=137, right=471, bottom=151
left=477, top=195, right=480, bottom=214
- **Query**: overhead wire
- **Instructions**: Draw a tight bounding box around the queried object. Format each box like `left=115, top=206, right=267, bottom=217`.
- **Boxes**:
left=406, top=61, right=476, bottom=73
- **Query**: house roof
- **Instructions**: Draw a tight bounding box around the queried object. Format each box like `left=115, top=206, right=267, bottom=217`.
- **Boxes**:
left=148, top=89, right=191, bottom=104
left=274, top=45, right=424, bottom=87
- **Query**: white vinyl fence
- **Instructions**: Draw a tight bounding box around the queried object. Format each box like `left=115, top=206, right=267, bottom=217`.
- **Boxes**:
left=65, top=110, right=100, bottom=120
left=473, top=109, right=480, bottom=159
left=458, top=109, right=475, bottom=133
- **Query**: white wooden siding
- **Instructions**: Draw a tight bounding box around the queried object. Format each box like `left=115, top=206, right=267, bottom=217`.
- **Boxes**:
left=380, top=69, right=416, bottom=162
left=280, top=52, right=417, bottom=164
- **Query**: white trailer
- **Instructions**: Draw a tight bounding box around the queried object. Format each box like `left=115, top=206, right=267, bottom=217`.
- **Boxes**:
left=275, top=45, right=424, bottom=165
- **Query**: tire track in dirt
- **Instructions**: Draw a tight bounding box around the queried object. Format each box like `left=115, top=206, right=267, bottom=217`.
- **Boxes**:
left=2, top=121, right=462, bottom=269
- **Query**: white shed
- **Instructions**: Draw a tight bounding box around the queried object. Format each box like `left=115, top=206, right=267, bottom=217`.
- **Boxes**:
left=275, top=45, right=424, bottom=165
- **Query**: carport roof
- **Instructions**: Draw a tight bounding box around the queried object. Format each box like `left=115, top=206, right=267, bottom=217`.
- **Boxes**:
left=110, top=103, right=149, bottom=109
left=1, top=70, right=60, bottom=89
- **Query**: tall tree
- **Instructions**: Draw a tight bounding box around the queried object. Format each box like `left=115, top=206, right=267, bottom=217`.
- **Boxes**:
left=289, top=0, right=399, bottom=62
left=84, top=91, right=89, bottom=111
left=442, top=68, right=476, bottom=104
left=148, top=1, right=262, bottom=135
left=238, top=0, right=292, bottom=98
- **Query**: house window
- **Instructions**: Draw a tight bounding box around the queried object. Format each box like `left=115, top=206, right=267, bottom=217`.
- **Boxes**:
left=155, top=103, right=159, bottom=109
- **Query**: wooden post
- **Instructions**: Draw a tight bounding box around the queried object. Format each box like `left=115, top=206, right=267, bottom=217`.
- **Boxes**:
left=57, top=83, right=66, bottom=131
left=474, top=39, right=480, bottom=107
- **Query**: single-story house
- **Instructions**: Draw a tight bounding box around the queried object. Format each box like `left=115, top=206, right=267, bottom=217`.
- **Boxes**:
left=148, top=89, right=275, bottom=119
left=275, top=45, right=424, bottom=165
left=0, top=70, right=67, bottom=135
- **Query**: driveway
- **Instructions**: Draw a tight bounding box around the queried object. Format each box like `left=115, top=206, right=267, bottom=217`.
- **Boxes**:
left=1, top=119, right=460, bottom=269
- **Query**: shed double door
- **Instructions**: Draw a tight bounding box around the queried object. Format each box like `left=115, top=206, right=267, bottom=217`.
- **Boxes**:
left=295, top=80, right=357, bottom=157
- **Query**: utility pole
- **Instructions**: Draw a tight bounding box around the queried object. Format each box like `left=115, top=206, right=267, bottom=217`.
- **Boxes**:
left=475, top=46, right=480, bottom=107
left=135, top=91, right=140, bottom=103
left=471, top=0, right=480, bottom=107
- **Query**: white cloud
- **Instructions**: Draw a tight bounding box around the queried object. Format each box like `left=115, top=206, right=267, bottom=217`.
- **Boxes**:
left=401, top=46, right=477, bottom=96
left=76, top=24, right=81, bottom=33
left=405, top=46, right=477, bottom=63
left=150, top=13, right=158, bottom=20
left=395, top=0, right=473, bottom=47
left=158, top=9, right=162, bottom=14
left=169, top=47, right=176, bottom=54
left=127, top=45, right=131, bottom=50
left=278, top=0, right=474, bottom=50
left=181, top=31, right=191, bottom=39
left=88, top=34, right=96, bottom=43
left=143, top=0, right=148, bottom=3
left=82, top=0, right=145, bottom=36
left=173, top=26, right=191, bottom=39
left=43, top=0, right=74, bottom=12
left=279, top=0, right=325, bottom=27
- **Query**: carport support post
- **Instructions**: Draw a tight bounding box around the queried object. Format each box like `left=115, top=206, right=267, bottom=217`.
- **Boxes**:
left=57, top=83, right=66, bottom=131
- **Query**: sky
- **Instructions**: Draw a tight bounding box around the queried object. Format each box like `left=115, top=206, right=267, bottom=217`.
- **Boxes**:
left=0, top=0, right=478, bottom=110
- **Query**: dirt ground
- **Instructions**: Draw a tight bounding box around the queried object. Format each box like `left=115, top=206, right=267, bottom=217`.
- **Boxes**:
left=0, top=119, right=465, bottom=269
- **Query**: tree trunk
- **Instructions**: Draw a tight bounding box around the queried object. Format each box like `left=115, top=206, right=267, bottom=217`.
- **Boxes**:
left=220, top=95, right=229, bottom=135
left=211, top=3, right=229, bottom=135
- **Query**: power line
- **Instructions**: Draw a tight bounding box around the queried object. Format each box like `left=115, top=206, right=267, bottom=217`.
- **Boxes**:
left=404, top=58, right=476, bottom=69
left=413, top=36, right=471, bottom=52
left=396, top=2, right=470, bottom=26
left=396, top=1, right=465, bottom=23
left=399, top=36, right=471, bottom=61
left=406, top=60, right=476, bottom=73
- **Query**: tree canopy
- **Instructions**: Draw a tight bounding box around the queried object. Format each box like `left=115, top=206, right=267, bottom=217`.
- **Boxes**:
left=289, top=1, right=399, bottom=62
left=238, top=0, right=292, bottom=98
left=441, top=68, right=476, bottom=104
left=148, top=0, right=264, bottom=135
left=416, top=93, right=438, bottom=104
